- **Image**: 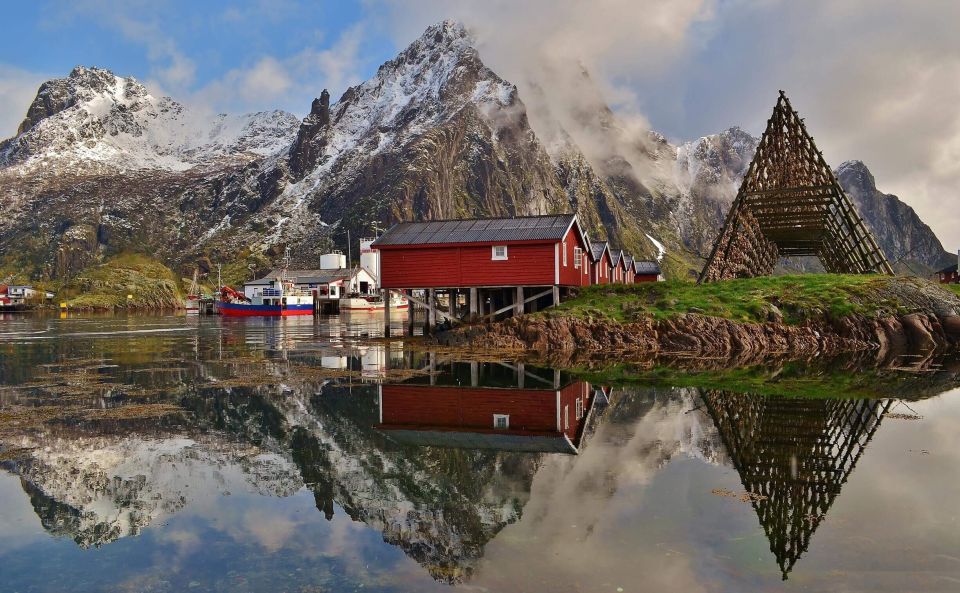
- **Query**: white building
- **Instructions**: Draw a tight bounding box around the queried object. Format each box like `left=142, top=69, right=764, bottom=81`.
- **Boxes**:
left=5, top=285, right=54, bottom=304
left=243, top=268, right=378, bottom=301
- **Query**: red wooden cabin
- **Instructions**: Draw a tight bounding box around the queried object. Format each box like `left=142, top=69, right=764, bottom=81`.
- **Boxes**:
left=937, top=263, right=959, bottom=284
left=372, top=214, right=591, bottom=289
left=609, top=250, right=627, bottom=284
left=590, top=241, right=612, bottom=284
left=633, top=260, right=662, bottom=283
left=377, top=380, right=594, bottom=453
left=622, top=255, right=636, bottom=283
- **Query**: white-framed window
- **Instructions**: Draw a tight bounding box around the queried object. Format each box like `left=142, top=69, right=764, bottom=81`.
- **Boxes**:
left=493, top=414, right=510, bottom=429
left=573, top=247, right=582, bottom=268
left=562, top=242, right=568, bottom=266
left=564, top=405, right=569, bottom=430
left=492, top=245, right=508, bottom=260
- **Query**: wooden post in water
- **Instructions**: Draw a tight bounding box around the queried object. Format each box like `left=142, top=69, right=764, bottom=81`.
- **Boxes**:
left=382, top=289, right=391, bottom=337
left=469, top=288, right=478, bottom=321
left=515, top=286, right=524, bottom=317
left=427, top=288, right=436, bottom=333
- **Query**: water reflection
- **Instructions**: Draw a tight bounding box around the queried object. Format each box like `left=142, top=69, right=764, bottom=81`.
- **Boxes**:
left=0, top=314, right=958, bottom=592
left=701, top=392, right=891, bottom=579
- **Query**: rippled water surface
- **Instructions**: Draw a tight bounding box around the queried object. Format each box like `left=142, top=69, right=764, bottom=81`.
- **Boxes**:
left=1, top=313, right=959, bottom=592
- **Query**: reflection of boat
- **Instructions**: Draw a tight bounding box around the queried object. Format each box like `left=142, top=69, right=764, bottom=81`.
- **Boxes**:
left=185, top=269, right=201, bottom=314
left=217, top=282, right=313, bottom=317
left=340, top=292, right=409, bottom=312
left=377, top=362, right=594, bottom=454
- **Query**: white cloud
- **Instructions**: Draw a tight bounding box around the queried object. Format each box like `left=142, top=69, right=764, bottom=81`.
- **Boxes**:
left=189, top=23, right=366, bottom=116
left=0, top=65, right=50, bottom=139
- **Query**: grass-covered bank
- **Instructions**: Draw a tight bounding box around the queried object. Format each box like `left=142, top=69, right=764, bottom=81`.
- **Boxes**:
left=548, top=275, right=956, bottom=325
left=58, top=254, right=183, bottom=310
left=439, top=274, right=960, bottom=360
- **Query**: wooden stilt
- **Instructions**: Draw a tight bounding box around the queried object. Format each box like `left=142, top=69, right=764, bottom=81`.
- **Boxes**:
left=382, top=289, right=391, bottom=337
left=515, top=286, right=524, bottom=317
left=469, top=287, right=478, bottom=321
left=427, top=288, right=436, bottom=332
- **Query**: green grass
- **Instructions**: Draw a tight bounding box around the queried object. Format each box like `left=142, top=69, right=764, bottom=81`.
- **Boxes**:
left=60, top=253, right=183, bottom=309
left=544, top=274, right=933, bottom=325
left=946, top=284, right=960, bottom=297
left=570, top=359, right=951, bottom=401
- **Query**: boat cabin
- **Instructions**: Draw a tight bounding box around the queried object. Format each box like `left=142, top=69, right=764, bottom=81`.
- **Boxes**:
left=244, top=267, right=377, bottom=300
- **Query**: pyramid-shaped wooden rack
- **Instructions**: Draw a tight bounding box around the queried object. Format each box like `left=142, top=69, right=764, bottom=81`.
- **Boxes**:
left=699, top=92, right=893, bottom=283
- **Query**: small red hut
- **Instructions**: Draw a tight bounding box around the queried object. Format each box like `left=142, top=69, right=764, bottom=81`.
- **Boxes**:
left=937, top=263, right=959, bottom=284
left=633, top=260, right=662, bottom=283
left=590, top=241, right=612, bottom=284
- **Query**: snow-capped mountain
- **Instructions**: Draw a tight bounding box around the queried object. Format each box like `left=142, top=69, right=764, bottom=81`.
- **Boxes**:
left=1, top=66, right=298, bottom=173
left=0, top=22, right=950, bottom=281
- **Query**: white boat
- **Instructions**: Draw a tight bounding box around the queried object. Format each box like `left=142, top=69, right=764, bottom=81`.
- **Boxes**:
left=339, top=292, right=408, bottom=312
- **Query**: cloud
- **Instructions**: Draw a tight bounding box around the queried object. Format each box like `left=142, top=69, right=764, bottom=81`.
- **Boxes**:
left=362, top=0, right=960, bottom=249
left=0, top=65, right=50, bottom=138
left=189, top=23, right=366, bottom=115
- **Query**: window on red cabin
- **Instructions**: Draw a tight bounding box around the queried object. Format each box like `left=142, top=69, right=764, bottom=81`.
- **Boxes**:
left=493, top=414, right=509, bottom=429
left=562, top=242, right=568, bottom=266
left=573, top=247, right=582, bottom=268
left=492, top=245, right=508, bottom=260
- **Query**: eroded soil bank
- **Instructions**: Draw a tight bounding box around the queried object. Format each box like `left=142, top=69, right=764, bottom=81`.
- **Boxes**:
left=435, top=277, right=960, bottom=364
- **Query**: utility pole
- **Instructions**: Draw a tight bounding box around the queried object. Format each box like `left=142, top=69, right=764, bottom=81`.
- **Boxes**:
left=347, top=229, right=352, bottom=269
left=216, top=264, right=222, bottom=293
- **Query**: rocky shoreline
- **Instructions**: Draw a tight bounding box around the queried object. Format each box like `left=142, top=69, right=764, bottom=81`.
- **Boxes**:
left=435, top=279, right=960, bottom=364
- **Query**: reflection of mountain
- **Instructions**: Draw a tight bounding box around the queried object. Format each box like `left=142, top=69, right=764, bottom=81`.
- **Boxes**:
left=4, top=435, right=301, bottom=548
left=700, top=391, right=891, bottom=579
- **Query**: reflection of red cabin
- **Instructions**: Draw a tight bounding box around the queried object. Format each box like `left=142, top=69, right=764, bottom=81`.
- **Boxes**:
left=377, top=381, right=594, bottom=454
left=590, top=242, right=612, bottom=284
left=372, top=214, right=591, bottom=289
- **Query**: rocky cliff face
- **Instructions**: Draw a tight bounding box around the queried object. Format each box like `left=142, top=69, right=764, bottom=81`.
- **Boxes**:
left=0, top=23, right=950, bottom=280
left=836, top=160, right=953, bottom=273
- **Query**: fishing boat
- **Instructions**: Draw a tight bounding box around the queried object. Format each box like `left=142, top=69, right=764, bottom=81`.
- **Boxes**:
left=339, top=291, right=409, bottom=312
left=217, top=281, right=314, bottom=317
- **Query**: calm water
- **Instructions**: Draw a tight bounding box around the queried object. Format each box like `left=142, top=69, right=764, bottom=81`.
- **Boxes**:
left=1, top=313, right=959, bottom=593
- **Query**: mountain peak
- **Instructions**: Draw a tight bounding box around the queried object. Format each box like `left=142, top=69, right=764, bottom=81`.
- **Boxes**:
left=836, top=160, right=876, bottom=190
left=16, top=66, right=149, bottom=136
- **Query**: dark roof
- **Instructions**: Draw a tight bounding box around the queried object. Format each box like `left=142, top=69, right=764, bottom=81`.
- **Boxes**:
left=634, top=260, right=661, bottom=275
left=622, top=254, right=634, bottom=269
left=371, top=214, right=578, bottom=246
left=247, top=268, right=355, bottom=285
left=610, top=250, right=623, bottom=267
left=590, top=241, right=609, bottom=262
left=937, top=263, right=958, bottom=274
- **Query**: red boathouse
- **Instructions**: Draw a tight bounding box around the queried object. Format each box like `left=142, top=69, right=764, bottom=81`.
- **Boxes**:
left=633, top=260, right=662, bottom=283
left=372, top=214, right=591, bottom=331
left=590, top=241, right=612, bottom=284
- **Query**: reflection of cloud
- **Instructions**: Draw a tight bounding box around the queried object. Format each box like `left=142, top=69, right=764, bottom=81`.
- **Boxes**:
left=474, top=389, right=719, bottom=591
left=242, top=511, right=297, bottom=553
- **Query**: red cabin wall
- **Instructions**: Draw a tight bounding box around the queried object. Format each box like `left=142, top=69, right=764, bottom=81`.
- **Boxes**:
left=557, top=225, right=590, bottom=287
left=592, top=252, right=611, bottom=284
left=558, top=381, right=592, bottom=441
left=378, top=242, right=556, bottom=288
left=380, top=384, right=559, bottom=433
left=635, top=273, right=659, bottom=283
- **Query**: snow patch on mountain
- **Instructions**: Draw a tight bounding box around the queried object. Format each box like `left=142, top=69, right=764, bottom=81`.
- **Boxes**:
left=0, top=66, right=299, bottom=173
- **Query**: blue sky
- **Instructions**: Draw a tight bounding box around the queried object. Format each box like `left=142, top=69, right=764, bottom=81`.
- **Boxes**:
left=1, top=0, right=959, bottom=247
